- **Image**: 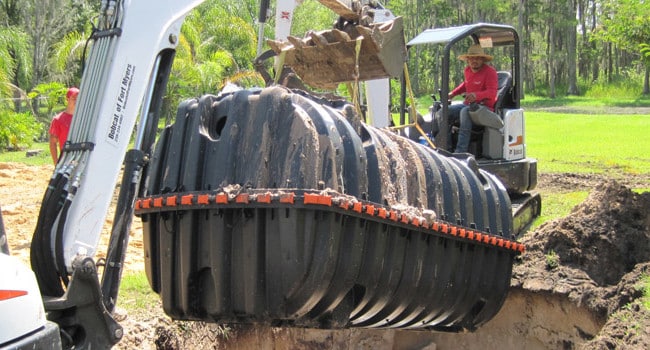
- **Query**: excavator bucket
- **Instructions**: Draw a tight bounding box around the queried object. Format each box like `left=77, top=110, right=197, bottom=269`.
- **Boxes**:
left=267, top=16, right=406, bottom=89
left=135, top=86, right=524, bottom=332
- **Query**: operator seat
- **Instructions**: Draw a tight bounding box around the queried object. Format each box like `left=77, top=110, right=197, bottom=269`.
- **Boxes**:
left=479, top=71, right=515, bottom=159
left=493, top=71, right=513, bottom=113
left=464, top=71, right=512, bottom=155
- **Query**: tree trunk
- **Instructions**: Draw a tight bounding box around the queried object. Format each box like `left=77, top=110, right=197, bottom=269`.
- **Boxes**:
left=643, top=66, right=650, bottom=95
left=607, top=43, right=613, bottom=82
left=25, top=0, right=73, bottom=87
left=548, top=5, right=556, bottom=98
left=590, top=0, right=599, bottom=82
left=566, top=0, right=579, bottom=95
left=577, top=0, right=588, bottom=80
left=518, top=0, right=527, bottom=98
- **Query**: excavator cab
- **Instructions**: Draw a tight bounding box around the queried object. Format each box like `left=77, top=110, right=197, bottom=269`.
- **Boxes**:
left=404, top=24, right=522, bottom=158
left=401, top=23, right=541, bottom=235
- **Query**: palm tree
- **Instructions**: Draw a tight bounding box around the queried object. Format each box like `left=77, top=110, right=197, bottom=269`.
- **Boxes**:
left=0, top=27, right=32, bottom=111
left=161, top=5, right=264, bottom=122
left=49, top=30, right=86, bottom=86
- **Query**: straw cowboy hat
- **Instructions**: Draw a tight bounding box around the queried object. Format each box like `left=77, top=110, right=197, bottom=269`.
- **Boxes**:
left=459, top=44, right=493, bottom=61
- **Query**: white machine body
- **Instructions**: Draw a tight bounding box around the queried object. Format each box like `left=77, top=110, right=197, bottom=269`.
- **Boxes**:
left=483, top=108, right=526, bottom=161
left=0, top=253, right=46, bottom=345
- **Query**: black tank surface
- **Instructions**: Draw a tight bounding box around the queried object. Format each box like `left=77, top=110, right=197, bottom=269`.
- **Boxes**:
left=135, top=86, right=524, bottom=332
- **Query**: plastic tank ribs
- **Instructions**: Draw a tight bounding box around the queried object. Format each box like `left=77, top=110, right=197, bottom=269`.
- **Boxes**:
left=135, top=86, right=524, bottom=332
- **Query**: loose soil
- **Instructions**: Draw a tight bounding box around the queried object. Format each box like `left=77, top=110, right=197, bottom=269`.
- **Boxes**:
left=1, top=162, right=649, bottom=349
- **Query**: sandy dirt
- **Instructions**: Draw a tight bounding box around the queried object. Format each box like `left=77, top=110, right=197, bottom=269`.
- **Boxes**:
left=1, top=161, right=649, bottom=349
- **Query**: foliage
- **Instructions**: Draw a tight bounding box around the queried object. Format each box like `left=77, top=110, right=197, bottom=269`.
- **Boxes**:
left=27, top=82, right=68, bottom=123
left=162, top=2, right=264, bottom=121
left=49, top=31, right=86, bottom=85
left=0, top=109, right=41, bottom=150
left=3, top=0, right=650, bottom=105
left=0, top=26, right=32, bottom=94
left=641, top=44, right=650, bottom=67
left=642, top=274, right=650, bottom=311
left=582, top=73, right=648, bottom=100
left=545, top=250, right=559, bottom=270
left=290, top=0, right=338, bottom=37
left=595, top=0, right=650, bottom=53
left=522, top=78, right=650, bottom=106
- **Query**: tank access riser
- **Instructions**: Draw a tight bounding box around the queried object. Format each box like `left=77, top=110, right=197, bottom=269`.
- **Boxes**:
left=135, top=86, right=524, bottom=332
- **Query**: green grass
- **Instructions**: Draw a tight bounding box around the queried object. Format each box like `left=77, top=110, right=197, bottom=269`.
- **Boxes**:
left=117, top=272, right=161, bottom=316
left=0, top=142, right=51, bottom=165
left=531, top=191, right=589, bottom=230
left=522, top=94, right=650, bottom=109
left=642, top=275, right=650, bottom=311
left=526, top=112, right=650, bottom=175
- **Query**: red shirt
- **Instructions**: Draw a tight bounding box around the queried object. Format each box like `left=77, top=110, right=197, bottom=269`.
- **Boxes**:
left=450, top=64, right=498, bottom=111
left=49, top=111, right=73, bottom=151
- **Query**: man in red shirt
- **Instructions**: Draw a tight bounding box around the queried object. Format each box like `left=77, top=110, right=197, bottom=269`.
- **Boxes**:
left=49, top=87, right=79, bottom=164
left=431, top=45, right=498, bottom=153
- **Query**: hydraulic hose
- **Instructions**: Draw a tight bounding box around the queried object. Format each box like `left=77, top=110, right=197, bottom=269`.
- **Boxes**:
left=30, top=172, right=69, bottom=297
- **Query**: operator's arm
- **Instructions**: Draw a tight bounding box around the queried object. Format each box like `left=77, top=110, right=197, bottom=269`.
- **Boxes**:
left=449, top=81, right=466, bottom=99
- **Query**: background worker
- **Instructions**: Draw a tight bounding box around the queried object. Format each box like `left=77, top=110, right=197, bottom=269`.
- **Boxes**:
left=49, top=87, right=79, bottom=164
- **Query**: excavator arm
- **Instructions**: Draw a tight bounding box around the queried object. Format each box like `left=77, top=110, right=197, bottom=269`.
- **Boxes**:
left=28, top=0, right=206, bottom=348
left=32, top=0, right=204, bottom=294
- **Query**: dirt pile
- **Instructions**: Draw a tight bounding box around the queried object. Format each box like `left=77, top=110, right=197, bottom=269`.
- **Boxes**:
left=512, top=180, right=650, bottom=349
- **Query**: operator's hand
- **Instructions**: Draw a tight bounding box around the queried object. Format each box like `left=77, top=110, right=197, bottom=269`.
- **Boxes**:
left=464, top=92, right=477, bottom=103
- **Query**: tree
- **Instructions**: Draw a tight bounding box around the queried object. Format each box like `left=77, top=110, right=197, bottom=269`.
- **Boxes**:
left=0, top=109, right=41, bottom=150
left=565, top=0, right=579, bottom=95
left=49, top=30, right=86, bottom=86
left=641, top=44, right=650, bottom=95
left=161, top=2, right=264, bottom=121
left=0, top=26, right=32, bottom=108
left=595, top=0, right=650, bottom=94
left=0, top=0, right=22, bottom=27
left=22, top=0, right=75, bottom=87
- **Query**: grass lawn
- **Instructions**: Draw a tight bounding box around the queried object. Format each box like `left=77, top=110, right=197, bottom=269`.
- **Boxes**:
left=0, top=142, right=51, bottom=166
left=526, top=112, right=650, bottom=175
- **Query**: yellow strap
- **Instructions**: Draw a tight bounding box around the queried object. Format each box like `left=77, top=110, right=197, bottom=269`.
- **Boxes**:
left=351, top=37, right=363, bottom=117
left=390, top=62, right=435, bottom=149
